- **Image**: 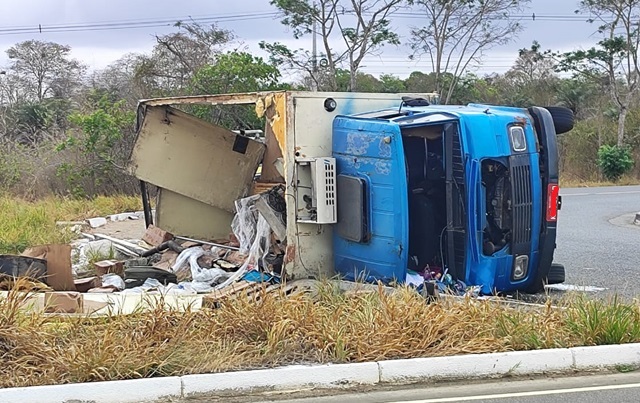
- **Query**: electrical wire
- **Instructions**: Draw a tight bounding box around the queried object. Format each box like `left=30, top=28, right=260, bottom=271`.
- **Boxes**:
left=0, top=8, right=616, bottom=37
left=0, top=11, right=280, bottom=36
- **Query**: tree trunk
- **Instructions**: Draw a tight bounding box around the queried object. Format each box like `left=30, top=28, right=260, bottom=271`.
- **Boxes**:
left=349, top=66, right=357, bottom=92
left=617, top=105, right=628, bottom=147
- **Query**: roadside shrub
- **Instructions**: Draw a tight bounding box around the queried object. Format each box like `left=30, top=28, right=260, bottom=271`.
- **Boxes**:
left=56, top=94, right=137, bottom=198
left=597, top=145, right=634, bottom=182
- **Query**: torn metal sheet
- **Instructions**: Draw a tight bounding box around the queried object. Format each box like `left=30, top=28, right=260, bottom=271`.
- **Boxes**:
left=139, top=92, right=266, bottom=107
left=129, top=106, right=265, bottom=212
left=256, top=92, right=287, bottom=155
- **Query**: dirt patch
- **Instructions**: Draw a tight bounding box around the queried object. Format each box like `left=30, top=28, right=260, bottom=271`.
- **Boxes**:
left=89, top=219, right=147, bottom=240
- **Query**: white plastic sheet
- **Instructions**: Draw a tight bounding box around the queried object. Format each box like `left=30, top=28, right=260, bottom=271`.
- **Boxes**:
left=171, top=246, right=230, bottom=284
left=101, top=273, right=125, bottom=291
left=216, top=213, right=272, bottom=290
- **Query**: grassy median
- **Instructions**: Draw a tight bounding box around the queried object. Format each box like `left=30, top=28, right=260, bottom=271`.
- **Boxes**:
left=2, top=284, right=640, bottom=388
left=1, top=195, right=639, bottom=388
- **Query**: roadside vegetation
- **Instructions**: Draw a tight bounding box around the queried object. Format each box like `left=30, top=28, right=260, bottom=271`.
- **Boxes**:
left=2, top=283, right=640, bottom=388
left=0, top=1, right=639, bottom=197
left=0, top=195, right=140, bottom=254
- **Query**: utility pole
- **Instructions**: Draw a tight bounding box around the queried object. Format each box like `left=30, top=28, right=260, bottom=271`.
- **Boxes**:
left=311, top=0, right=318, bottom=91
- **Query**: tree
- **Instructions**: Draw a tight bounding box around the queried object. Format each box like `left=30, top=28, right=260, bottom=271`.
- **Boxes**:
left=90, top=53, right=149, bottom=106
left=497, top=41, right=559, bottom=106
left=189, top=51, right=284, bottom=129
left=138, top=22, right=233, bottom=95
left=263, top=0, right=404, bottom=91
left=409, top=0, right=530, bottom=104
left=555, top=77, right=600, bottom=119
left=379, top=73, right=406, bottom=92
left=335, top=69, right=383, bottom=92
left=557, top=0, right=640, bottom=146
left=405, top=71, right=437, bottom=93
left=6, top=40, right=85, bottom=101
left=190, top=52, right=281, bottom=94
left=57, top=94, right=136, bottom=197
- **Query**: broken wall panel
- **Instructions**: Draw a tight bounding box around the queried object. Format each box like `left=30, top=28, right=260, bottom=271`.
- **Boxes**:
left=156, top=188, right=234, bottom=240
left=256, top=93, right=286, bottom=183
left=129, top=106, right=265, bottom=212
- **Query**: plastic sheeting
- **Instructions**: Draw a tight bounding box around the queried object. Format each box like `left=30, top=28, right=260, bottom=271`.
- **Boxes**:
left=121, top=277, right=210, bottom=295
left=216, top=196, right=273, bottom=290
left=231, top=194, right=260, bottom=254
left=102, top=273, right=125, bottom=291
left=170, top=246, right=230, bottom=285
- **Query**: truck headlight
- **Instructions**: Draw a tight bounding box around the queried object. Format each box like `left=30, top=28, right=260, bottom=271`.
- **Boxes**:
left=509, top=126, right=527, bottom=152
left=513, top=255, right=529, bottom=280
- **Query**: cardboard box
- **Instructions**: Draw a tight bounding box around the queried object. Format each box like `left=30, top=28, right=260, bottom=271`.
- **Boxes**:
left=22, top=244, right=76, bottom=291
left=44, top=292, right=84, bottom=313
left=142, top=225, right=174, bottom=247
left=94, top=260, right=124, bottom=276
left=74, top=276, right=101, bottom=293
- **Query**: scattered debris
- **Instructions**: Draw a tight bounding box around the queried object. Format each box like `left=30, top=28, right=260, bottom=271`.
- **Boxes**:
left=94, top=260, right=124, bottom=277
left=108, top=212, right=143, bottom=222
left=545, top=284, right=606, bottom=293
left=87, top=217, right=108, bottom=229
left=0, top=255, right=47, bottom=281
left=22, top=244, right=76, bottom=291
left=124, top=266, right=178, bottom=289
left=142, top=224, right=174, bottom=247
left=74, top=276, right=101, bottom=293
left=91, top=273, right=125, bottom=292
left=44, top=291, right=83, bottom=313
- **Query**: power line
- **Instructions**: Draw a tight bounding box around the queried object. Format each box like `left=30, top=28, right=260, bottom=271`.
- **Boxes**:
left=0, top=12, right=280, bottom=36
left=0, top=10, right=613, bottom=37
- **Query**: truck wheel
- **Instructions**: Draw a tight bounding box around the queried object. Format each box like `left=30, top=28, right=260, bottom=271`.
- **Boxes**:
left=544, top=106, right=574, bottom=134
left=525, top=262, right=565, bottom=293
left=546, top=263, right=565, bottom=285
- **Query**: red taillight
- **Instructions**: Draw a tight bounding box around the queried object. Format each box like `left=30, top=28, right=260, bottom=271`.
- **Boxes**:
left=546, top=184, right=560, bottom=222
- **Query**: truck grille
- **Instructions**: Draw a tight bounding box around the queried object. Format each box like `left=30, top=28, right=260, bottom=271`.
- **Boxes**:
left=510, top=155, right=533, bottom=255
left=446, top=123, right=466, bottom=281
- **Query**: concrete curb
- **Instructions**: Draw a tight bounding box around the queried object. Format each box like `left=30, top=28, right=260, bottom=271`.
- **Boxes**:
left=572, top=343, right=640, bottom=369
left=0, top=377, right=183, bottom=403
left=182, top=362, right=380, bottom=397
left=2, top=344, right=640, bottom=403
left=378, top=349, right=574, bottom=383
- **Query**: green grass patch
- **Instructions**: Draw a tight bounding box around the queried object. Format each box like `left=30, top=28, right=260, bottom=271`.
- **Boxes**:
left=0, top=195, right=141, bottom=254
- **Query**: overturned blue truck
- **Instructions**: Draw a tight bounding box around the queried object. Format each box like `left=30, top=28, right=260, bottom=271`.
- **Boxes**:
left=131, top=92, right=574, bottom=294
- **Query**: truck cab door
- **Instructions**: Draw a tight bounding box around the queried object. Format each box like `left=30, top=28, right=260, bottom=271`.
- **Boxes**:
left=332, top=116, right=408, bottom=283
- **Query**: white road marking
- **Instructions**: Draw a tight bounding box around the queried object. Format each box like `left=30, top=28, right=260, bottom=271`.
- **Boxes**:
left=562, top=190, right=640, bottom=197
left=390, top=381, right=640, bottom=402
left=545, top=284, right=606, bottom=292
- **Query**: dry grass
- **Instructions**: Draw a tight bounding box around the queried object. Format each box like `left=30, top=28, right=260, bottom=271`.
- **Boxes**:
left=560, top=175, right=640, bottom=188
left=0, top=195, right=141, bottom=254
left=2, top=283, right=640, bottom=388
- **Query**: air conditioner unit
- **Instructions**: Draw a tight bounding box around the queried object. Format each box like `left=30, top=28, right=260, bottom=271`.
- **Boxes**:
left=295, top=157, right=337, bottom=224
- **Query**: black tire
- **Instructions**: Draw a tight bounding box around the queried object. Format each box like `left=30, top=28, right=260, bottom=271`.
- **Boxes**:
left=544, top=106, right=574, bottom=134
left=525, top=262, right=565, bottom=293
left=0, top=255, right=47, bottom=279
left=547, top=263, right=565, bottom=285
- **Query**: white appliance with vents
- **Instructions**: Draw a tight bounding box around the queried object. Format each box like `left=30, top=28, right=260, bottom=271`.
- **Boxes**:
left=295, top=157, right=337, bottom=224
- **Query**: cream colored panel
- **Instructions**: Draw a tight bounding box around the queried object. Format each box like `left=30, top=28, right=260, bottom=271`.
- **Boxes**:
left=156, top=188, right=233, bottom=240
left=130, top=106, right=265, bottom=212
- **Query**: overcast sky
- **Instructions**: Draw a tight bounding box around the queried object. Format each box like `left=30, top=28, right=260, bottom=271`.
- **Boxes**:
left=0, top=0, right=605, bottom=79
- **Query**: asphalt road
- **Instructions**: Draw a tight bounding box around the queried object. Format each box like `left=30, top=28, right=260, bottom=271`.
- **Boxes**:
left=553, top=185, right=640, bottom=299
left=174, top=372, right=640, bottom=403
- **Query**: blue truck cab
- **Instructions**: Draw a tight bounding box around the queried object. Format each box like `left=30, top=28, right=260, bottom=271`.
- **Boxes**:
left=332, top=99, right=573, bottom=294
